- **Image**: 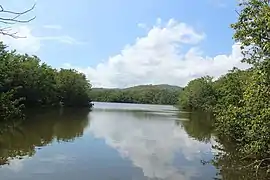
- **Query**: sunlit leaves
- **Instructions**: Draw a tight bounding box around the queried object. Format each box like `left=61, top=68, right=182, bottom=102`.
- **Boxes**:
left=179, top=76, right=216, bottom=111
left=0, top=41, right=93, bottom=121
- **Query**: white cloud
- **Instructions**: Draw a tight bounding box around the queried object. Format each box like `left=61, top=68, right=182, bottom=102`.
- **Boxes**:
left=65, top=18, right=249, bottom=88
left=88, top=104, right=214, bottom=180
left=43, top=24, right=62, bottom=30
left=0, top=25, right=84, bottom=54
left=0, top=26, right=41, bottom=54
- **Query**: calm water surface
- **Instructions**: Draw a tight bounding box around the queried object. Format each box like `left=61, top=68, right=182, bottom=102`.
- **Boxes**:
left=0, top=102, right=218, bottom=180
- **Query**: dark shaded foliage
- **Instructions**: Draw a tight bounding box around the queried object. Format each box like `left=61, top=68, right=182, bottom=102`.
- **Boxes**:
left=0, top=42, right=92, bottom=121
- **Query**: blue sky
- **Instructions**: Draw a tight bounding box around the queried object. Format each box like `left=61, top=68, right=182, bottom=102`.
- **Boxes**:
left=1, top=0, right=248, bottom=88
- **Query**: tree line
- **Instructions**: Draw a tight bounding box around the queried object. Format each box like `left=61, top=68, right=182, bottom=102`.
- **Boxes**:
left=0, top=0, right=269, bottom=175
left=90, top=85, right=182, bottom=105
left=179, top=0, right=269, bottom=174
left=0, top=42, right=92, bottom=121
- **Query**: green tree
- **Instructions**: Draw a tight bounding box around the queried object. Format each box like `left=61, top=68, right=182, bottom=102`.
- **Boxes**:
left=57, top=69, right=92, bottom=107
left=214, top=68, right=250, bottom=110
left=0, top=42, right=93, bottom=121
left=0, top=90, right=24, bottom=121
left=179, top=76, right=216, bottom=111
left=0, top=43, right=24, bottom=121
left=215, top=0, right=270, bottom=172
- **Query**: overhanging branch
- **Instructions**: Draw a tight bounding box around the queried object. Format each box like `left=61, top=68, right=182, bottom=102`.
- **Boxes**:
left=0, top=3, right=36, bottom=38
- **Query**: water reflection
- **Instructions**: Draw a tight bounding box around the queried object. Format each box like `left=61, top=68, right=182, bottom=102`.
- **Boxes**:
left=1, top=103, right=266, bottom=180
left=211, top=139, right=270, bottom=180
left=179, top=112, right=214, bottom=143
left=89, top=104, right=216, bottom=180
left=0, top=108, right=89, bottom=167
left=179, top=112, right=270, bottom=180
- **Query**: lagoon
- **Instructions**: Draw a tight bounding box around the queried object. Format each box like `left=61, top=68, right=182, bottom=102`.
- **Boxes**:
left=0, top=102, right=218, bottom=180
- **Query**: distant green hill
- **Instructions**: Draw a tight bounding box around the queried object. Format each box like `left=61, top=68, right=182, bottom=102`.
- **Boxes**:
left=93, top=84, right=182, bottom=91
left=124, top=84, right=182, bottom=90
left=91, top=84, right=182, bottom=105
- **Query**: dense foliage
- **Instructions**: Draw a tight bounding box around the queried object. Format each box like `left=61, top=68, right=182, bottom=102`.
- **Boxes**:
left=90, top=84, right=182, bottom=105
left=57, top=69, right=92, bottom=107
left=179, top=76, right=217, bottom=111
left=216, top=0, right=270, bottom=164
left=179, top=0, right=270, bottom=173
left=0, top=42, right=92, bottom=121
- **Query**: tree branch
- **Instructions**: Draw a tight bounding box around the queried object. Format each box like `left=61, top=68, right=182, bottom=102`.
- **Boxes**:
left=0, top=16, right=36, bottom=23
left=256, top=158, right=270, bottom=179
left=0, top=3, right=36, bottom=38
left=0, top=3, right=36, bottom=15
left=235, top=9, right=270, bottom=43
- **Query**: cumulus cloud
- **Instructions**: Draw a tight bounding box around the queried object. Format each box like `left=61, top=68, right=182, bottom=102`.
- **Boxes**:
left=1, top=18, right=249, bottom=88
left=65, top=18, right=249, bottom=88
left=0, top=25, right=84, bottom=54
left=88, top=104, right=214, bottom=180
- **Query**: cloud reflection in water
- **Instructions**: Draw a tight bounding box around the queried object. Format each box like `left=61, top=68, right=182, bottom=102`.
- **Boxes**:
left=88, top=107, right=214, bottom=180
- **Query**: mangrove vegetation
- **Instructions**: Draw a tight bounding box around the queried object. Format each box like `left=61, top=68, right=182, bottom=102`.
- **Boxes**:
left=179, top=0, right=270, bottom=175
left=0, top=0, right=269, bottom=178
left=0, top=42, right=93, bottom=122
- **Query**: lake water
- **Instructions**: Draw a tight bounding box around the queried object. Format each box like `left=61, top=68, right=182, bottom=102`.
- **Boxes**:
left=0, top=102, right=219, bottom=180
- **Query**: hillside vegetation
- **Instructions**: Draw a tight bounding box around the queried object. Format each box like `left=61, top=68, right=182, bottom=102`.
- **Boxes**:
left=90, top=84, right=182, bottom=105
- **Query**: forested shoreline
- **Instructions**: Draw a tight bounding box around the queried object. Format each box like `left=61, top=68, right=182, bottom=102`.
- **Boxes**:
left=0, top=42, right=93, bottom=121
left=90, top=85, right=182, bottom=105
left=180, top=0, right=270, bottom=174
left=0, top=0, right=269, bottom=177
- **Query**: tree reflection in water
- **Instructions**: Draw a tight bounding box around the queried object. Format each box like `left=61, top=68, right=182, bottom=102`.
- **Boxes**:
left=177, top=111, right=269, bottom=180
left=0, top=108, right=90, bottom=166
